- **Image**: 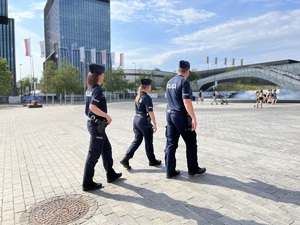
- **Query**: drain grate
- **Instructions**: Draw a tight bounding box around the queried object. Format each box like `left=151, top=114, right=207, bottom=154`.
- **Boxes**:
left=20, top=194, right=98, bottom=225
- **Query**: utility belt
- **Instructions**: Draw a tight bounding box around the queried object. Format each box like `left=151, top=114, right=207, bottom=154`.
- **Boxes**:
left=166, top=109, right=187, bottom=116
left=135, top=113, right=148, bottom=117
left=88, top=115, right=107, bottom=134
left=135, top=113, right=152, bottom=127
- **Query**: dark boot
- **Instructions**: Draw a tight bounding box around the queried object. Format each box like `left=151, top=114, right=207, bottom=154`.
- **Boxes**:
left=149, top=159, right=162, bottom=166
left=120, top=156, right=131, bottom=170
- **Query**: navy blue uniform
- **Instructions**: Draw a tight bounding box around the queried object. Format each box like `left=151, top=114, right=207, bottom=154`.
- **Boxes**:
left=165, top=75, right=199, bottom=174
left=83, top=85, right=117, bottom=187
left=125, top=92, right=156, bottom=162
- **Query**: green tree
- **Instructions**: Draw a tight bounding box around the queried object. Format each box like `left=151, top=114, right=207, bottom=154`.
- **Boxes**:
left=21, top=76, right=32, bottom=95
left=39, top=60, right=57, bottom=94
left=103, top=66, right=128, bottom=93
left=52, top=60, right=83, bottom=94
left=187, top=69, right=199, bottom=82
left=136, top=71, right=157, bottom=90
left=0, top=58, right=13, bottom=95
left=161, top=74, right=175, bottom=91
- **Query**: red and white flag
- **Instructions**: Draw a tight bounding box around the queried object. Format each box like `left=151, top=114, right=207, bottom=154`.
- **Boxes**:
left=24, top=38, right=31, bottom=57
left=120, top=53, right=124, bottom=67
left=101, top=50, right=106, bottom=65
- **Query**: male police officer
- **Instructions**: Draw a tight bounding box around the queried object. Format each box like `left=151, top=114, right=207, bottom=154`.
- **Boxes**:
left=165, top=60, right=206, bottom=178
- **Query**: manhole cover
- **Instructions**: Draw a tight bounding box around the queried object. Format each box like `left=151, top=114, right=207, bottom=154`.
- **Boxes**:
left=20, top=194, right=98, bottom=225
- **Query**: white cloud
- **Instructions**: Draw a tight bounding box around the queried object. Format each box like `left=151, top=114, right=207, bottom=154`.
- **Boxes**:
left=31, top=1, right=46, bottom=11
left=111, top=1, right=138, bottom=22
left=9, top=11, right=36, bottom=22
left=171, top=9, right=300, bottom=51
left=111, top=0, right=215, bottom=25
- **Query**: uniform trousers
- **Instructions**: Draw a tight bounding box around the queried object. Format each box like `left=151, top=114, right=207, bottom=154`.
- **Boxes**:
left=125, top=115, right=156, bottom=162
left=83, top=121, right=115, bottom=186
left=165, top=112, right=199, bottom=174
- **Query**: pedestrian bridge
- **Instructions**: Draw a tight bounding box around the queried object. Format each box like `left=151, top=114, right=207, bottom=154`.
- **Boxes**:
left=192, top=63, right=300, bottom=93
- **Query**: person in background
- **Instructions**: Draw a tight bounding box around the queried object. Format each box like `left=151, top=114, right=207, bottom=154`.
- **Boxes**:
left=83, top=64, right=122, bottom=191
left=258, top=90, right=264, bottom=108
left=211, top=90, right=219, bottom=105
left=272, top=89, right=278, bottom=104
left=165, top=60, right=206, bottom=179
left=197, top=90, right=203, bottom=104
left=120, top=78, right=161, bottom=170
left=254, top=90, right=259, bottom=108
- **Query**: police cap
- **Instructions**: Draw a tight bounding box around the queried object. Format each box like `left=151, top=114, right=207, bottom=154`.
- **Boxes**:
left=141, top=78, right=152, bottom=85
left=179, top=60, right=190, bottom=69
left=89, top=64, right=105, bottom=74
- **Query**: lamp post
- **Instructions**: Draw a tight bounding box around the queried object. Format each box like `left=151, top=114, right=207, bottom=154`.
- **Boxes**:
left=19, top=64, right=22, bottom=95
left=132, top=62, right=136, bottom=95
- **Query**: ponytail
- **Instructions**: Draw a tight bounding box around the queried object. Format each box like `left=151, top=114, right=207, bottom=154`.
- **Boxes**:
left=135, top=85, right=147, bottom=105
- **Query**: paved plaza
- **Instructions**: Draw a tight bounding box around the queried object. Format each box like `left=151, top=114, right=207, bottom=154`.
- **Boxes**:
left=0, top=101, right=300, bottom=225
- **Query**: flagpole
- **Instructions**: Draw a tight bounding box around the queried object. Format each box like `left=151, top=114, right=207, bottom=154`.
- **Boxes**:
left=31, top=56, right=36, bottom=100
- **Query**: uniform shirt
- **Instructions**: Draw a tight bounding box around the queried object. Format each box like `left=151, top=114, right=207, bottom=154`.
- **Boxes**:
left=166, top=75, right=193, bottom=113
left=135, top=92, right=153, bottom=114
left=85, top=85, right=107, bottom=119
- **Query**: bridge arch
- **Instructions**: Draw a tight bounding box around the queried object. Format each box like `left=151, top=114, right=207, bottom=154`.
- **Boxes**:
left=192, top=63, right=300, bottom=93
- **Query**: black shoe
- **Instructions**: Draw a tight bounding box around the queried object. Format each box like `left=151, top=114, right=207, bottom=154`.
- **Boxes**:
left=149, top=159, right=162, bottom=166
left=120, top=157, right=131, bottom=170
left=188, top=167, right=206, bottom=176
left=166, top=170, right=180, bottom=179
left=107, top=172, right=122, bottom=183
left=82, top=182, right=102, bottom=191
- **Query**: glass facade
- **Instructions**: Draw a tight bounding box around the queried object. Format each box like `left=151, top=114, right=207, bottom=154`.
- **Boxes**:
left=0, top=0, right=16, bottom=95
left=44, top=0, right=111, bottom=81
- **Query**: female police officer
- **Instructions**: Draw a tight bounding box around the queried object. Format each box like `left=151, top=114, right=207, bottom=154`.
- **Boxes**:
left=82, top=64, right=122, bottom=191
left=120, top=78, right=161, bottom=170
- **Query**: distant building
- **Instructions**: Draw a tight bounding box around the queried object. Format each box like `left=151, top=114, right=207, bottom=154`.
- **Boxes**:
left=0, top=0, right=16, bottom=95
left=124, top=69, right=175, bottom=88
left=44, top=0, right=111, bottom=88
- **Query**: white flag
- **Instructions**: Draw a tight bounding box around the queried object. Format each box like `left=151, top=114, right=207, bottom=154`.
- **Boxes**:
left=111, top=52, right=115, bottom=65
left=79, top=47, right=85, bottom=62
left=39, top=41, right=45, bottom=58
left=91, top=48, right=96, bottom=64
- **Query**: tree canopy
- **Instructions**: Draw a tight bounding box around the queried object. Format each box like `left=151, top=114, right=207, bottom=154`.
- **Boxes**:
left=0, top=58, right=13, bottom=95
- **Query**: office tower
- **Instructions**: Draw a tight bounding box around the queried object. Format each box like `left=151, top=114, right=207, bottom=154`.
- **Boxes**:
left=44, top=0, right=111, bottom=84
left=0, top=0, right=16, bottom=95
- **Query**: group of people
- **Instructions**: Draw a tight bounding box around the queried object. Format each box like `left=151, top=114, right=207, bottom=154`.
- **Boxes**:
left=82, top=60, right=206, bottom=191
left=254, top=89, right=278, bottom=108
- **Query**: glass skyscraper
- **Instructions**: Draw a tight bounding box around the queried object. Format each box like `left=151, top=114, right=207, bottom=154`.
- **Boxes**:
left=44, top=0, right=111, bottom=83
left=0, top=0, right=16, bottom=95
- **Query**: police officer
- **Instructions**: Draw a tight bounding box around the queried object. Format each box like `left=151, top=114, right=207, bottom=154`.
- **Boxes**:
left=165, top=60, right=206, bottom=178
left=120, top=78, right=161, bottom=170
left=82, top=64, right=122, bottom=191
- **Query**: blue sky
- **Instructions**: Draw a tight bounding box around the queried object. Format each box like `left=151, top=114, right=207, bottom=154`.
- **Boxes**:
left=8, top=0, right=300, bottom=80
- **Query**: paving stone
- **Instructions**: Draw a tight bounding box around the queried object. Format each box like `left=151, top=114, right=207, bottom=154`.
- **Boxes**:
left=0, top=102, right=300, bottom=225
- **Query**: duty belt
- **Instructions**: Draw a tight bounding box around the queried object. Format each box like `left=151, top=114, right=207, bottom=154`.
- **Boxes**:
left=166, top=109, right=187, bottom=116
left=135, top=113, right=148, bottom=117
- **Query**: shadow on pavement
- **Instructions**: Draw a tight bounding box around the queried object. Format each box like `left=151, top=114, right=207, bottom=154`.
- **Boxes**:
left=91, top=179, right=266, bottom=225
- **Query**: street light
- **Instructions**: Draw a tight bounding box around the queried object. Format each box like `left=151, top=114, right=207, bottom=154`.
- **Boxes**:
left=20, top=64, right=22, bottom=95
left=132, top=62, right=136, bottom=95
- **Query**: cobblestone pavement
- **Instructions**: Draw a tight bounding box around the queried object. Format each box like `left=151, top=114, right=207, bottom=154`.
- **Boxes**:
left=0, top=101, right=299, bottom=225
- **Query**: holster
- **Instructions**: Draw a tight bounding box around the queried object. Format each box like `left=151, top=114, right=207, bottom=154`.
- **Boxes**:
left=146, top=116, right=153, bottom=128
left=89, top=116, right=106, bottom=134
left=95, top=118, right=107, bottom=134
